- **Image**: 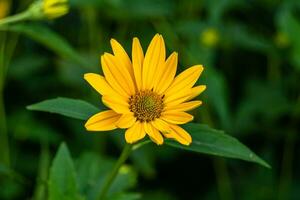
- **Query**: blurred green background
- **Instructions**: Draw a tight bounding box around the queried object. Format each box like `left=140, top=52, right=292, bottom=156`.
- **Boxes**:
left=0, top=0, right=299, bottom=199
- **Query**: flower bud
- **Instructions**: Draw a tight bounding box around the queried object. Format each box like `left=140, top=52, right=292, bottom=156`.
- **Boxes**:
left=0, top=0, right=10, bottom=19
left=200, top=28, right=219, bottom=48
left=29, top=0, right=69, bottom=20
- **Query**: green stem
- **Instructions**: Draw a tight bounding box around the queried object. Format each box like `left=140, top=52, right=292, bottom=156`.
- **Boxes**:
left=278, top=131, right=295, bottom=200
left=0, top=33, right=9, bottom=167
left=0, top=11, right=31, bottom=27
left=97, top=144, right=133, bottom=200
left=213, top=158, right=233, bottom=200
left=33, top=143, right=50, bottom=200
left=277, top=95, right=299, bottom=200
left=267, top=52, right=280, bottom=83
left=0, top=91, right=9, bottom=166
left=132, top=140, right=152, bottom=150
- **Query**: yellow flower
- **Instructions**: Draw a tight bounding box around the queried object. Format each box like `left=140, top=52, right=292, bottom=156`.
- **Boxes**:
left=274, top=32, right=289, bottom=48
left=84, top=34, right=206, bottom=145
left=0, top=0, right=10, bottom=19
left=201, top=28, right=219, bottom=47
left=42, top=0, right=69, bottom=19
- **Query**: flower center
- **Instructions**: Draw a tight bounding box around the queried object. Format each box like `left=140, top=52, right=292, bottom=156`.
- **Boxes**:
left=129, top=90, right=164, bottom=122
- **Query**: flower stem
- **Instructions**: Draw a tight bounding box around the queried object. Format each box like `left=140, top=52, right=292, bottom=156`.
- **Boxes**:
left=0, top=33, right=9, bottom=167
left=0, top=11, right=31, bottom=27
left=33, top=142, right=50, bottom=200
left=97, top=143, right=133, bottom=200
left=0, top=91, right=9, bottom=166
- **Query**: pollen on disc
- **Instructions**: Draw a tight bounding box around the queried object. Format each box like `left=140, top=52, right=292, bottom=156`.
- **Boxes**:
left=129, top=90, right=164, bottom=122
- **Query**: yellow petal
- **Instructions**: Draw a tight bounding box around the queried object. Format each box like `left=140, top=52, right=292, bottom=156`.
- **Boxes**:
left=164, top=85, right=206, bottom=107
left=151, top=118, right=171, bottom=133
left=125, top=121, right=146, bottom=144
left=163, top=124, right=192, bottom=145
left=132, top=37, right=144, bottom=90
left=44, top=0, right=66, bottom=7
left=84, top=73, right=127, bottom=100
left=186, top=85, right=206, bottom=101
left=144, top=123, right=164, bottom=145
left=102, top=96, right=130, bottom=114
left=155, top=52, right=178, bottom=94
left=142, top=34, right=165, bottom=90
left=116, top=113, right=136, bottom=128
left=44, top=7, right=68, bottom=16
left=165, top=101, right=202, bottom=112
left=161, top=111, right=193, bottom=124
left=163, top=92, right=191, bottom=107
left=101, top=53, right=129, bottom=97
left=110, top=38, right=134, bottom=80
left=164, top=65, right=204, bottom=102
left=85, top=110, right=120, bottom=131
left=101, top=53, right=135, bottom=95
left=151, top=35, right=166, bottom=89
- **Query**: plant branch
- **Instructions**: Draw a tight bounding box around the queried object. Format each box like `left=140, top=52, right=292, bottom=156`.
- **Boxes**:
left=97, top=143, right=133, bottom=200
left=0, top=11, right=31, bottom=27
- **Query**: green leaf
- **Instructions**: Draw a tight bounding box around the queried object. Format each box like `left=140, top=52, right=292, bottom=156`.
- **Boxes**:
left=166, top=123, right=270, bottom=168
left=27, top=97, right=269, bottom=168
left=1, top=23, right=87, bottom=67
left=27, top=97, right=100, bottom=120
left=48, top=143, right=83, bottom=200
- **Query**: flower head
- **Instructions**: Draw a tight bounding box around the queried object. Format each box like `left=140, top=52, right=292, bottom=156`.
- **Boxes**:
left=201, top=28, right=219, bottom=47
left=0, top=0, right=10, bottom=19
left=84, top=34, right=206, bottom=145
left=42, top=0, right=69, bottom=19
left=274, top=32, right=290, bottom=48
left=29, top=0, right=69, bottom=20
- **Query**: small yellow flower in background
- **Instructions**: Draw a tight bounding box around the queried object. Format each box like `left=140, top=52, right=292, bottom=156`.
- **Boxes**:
left=0, top=0, right=68, bottom=27
left=274, top=32, right=289, bottom=48
left=0, top=0, right=10, bottom=19
left=28, top=0, right=69, bottom=20
left=201, top=28, right=219, bottom=47
left=84, top=34, right=206, bottom=145
left=42, top=0, right=69, bottom=19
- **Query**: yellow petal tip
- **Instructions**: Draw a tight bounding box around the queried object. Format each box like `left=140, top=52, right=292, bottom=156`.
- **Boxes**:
left=195, top=65, right=204, bottom=73
left=110, top=38, right=117, bottom=44
left=184, top=141, right=192, bottom=146
left=83, top=73, right=96, bottom=80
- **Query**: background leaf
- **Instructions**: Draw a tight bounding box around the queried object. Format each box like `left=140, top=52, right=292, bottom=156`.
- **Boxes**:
left=75, top=152, right=138, bottom=200
left=0, top=23, right=88, bottom=67
left=48, top=143, right=83, bottom=200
